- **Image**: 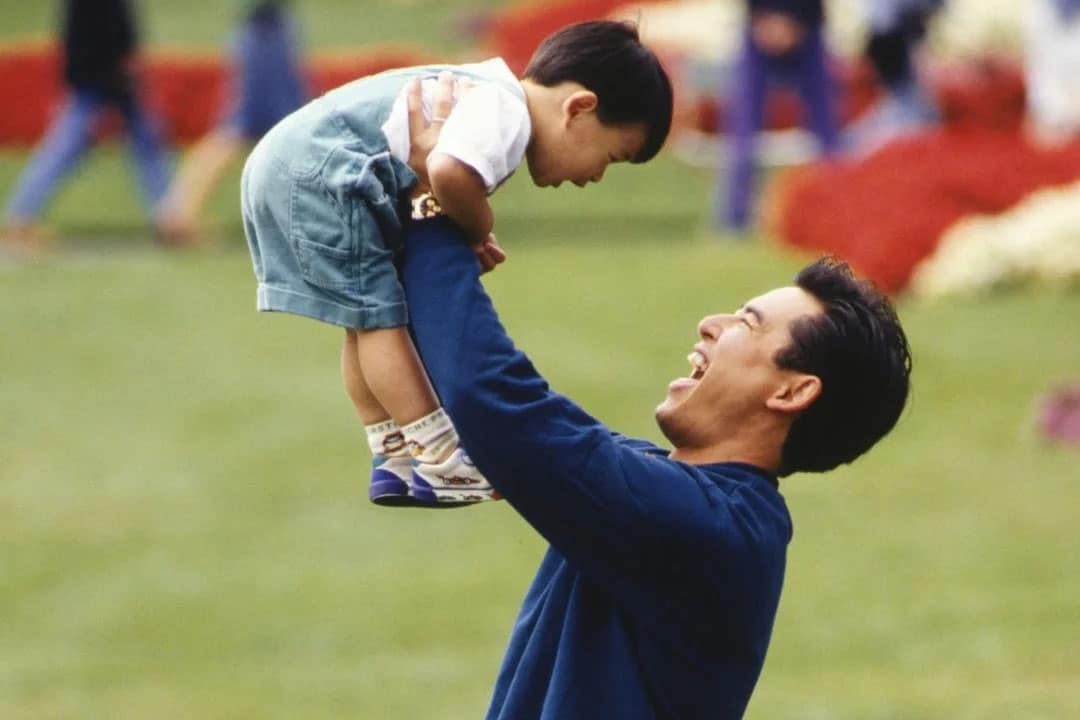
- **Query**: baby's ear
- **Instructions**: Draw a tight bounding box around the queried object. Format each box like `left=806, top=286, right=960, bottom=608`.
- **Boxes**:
left=563, top=90, right=598, bottom=124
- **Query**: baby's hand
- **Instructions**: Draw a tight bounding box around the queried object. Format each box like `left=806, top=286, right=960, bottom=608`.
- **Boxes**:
left=474, top=234, right=507, bottom=274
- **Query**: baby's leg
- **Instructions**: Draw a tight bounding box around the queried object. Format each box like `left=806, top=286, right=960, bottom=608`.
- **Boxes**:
left=349, top=326, right=495, bottom=506
left=352, top=325, right=459, bottom=463
left=349, top=326, right=439, bottom=426
left=342, top=328, right=393, bottom=424
left=342, top=328, right=415, bottom=505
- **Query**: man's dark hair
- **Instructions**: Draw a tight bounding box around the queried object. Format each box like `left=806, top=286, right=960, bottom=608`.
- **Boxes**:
left=523, top=20, right=673, bottom=163
left=774, top=257, right=912, bottom=476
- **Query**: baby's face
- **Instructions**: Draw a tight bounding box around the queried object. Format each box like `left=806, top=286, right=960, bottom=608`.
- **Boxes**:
left=526, top=115, right=646, bottom=189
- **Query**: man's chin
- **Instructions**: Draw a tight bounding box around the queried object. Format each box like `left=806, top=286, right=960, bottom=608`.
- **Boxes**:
left=655, top=394, right=681, bottom=427
left=656, top=382, right=689, bottom=415
left=654, top=405, right=681, bottom=447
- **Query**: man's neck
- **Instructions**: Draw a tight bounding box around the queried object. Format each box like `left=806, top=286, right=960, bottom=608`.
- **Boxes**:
left=668, top=427, right=782, bottom=473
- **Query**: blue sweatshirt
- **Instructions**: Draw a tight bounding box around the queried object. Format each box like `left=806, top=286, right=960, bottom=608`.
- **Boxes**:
left=402, top=218, right=793, bottom=720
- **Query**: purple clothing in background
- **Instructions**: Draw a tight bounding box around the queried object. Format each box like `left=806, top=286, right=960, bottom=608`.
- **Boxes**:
left=721, top=25, right=837, bottom=230
left=224, top=6, right=307, bottom=140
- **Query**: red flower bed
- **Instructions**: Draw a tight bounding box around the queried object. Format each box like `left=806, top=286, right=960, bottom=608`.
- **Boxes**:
left=479, top=0, right=659, bottom=75
left=0, top=44, right=435, bottom=147
left=0, top=43, right=62, bottom=146
left=771, top=130, right=1080, bottom=292
left=766, top=59, right=1080, bottom=293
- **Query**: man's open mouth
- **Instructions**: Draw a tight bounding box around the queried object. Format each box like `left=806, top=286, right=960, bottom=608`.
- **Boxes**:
left=687, top=350, right=707, bottom=381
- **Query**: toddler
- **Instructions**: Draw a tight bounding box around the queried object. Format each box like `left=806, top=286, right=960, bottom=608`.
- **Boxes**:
left=240, top=20, right=673, bottom=507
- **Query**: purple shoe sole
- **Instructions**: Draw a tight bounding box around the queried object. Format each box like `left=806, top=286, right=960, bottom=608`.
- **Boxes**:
left=369, top=468, right=411, bottom=506
left=370, top=468, right=473, bottom=509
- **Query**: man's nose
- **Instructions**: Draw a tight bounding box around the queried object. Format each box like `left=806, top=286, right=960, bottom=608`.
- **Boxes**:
left=698, top=315, right=723, bottom=339
left=698, top=314, right=737, bottom=339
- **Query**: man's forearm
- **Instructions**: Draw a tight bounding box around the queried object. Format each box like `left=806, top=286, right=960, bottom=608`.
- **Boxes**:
left=401, top=222, right=735, bottom=599
left=403, top=218, right=520, bottom=427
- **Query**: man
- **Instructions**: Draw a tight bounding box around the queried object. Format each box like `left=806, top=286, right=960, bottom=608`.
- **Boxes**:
left=721, top=0, right=838, bottom=230
left=844, top=0, right=944, bottom=153
left=402, top=80, right=911, bottom=719
left=2, top=0, right=171, bottom=252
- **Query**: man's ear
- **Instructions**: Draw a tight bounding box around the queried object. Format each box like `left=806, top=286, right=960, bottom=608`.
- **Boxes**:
left=766, top=373, right=821, bottom=414
left=562, top=90, right=598, bottom=126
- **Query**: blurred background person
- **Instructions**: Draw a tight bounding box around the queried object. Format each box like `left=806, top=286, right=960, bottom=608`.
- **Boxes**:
left=1024, top=0, right=1080, bottom=147
left=158, top=0, right=307, bottom=244
left=718, top=0, right=838, bottom=232
left=844, top=0, right=944, bottom=154
left=1, top=0, right=171, bottom=253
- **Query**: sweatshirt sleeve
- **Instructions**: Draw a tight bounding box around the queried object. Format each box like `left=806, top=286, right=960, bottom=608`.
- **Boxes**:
left=402, top=219, right=754, bottom=597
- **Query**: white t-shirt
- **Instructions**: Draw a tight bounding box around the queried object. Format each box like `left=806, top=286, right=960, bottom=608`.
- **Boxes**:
left=381, top=58, right=532, bottom=194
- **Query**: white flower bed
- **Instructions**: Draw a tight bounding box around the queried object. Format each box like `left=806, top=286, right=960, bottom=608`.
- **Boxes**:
left=632, top=0, right=1027, bottom=61
left=910, top=179, right=1080, bottom=298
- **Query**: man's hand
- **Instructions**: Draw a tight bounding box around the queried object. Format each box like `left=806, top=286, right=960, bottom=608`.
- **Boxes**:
left=405, top=72, right=507, bottom=274
left=406, top=71, right=462, bottom=194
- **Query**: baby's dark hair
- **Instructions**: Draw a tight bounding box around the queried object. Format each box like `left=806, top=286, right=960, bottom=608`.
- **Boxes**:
left=523, top=20, right=673, bottom=163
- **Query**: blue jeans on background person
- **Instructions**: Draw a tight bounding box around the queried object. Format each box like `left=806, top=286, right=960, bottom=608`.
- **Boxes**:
left=4, top=89, right=172, bottom=224
left=224, top=9, right=307, bottom=140
left=720, top=26, right=838, bottom=231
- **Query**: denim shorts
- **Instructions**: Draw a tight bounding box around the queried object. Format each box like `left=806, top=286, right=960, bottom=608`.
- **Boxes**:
left=240, top=100, right=417, bottom=329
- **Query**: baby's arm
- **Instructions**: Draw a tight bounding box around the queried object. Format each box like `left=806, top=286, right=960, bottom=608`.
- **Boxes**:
left=406, top=74, right=507, bottom=273
left=427, top=153, right=493, bottom=247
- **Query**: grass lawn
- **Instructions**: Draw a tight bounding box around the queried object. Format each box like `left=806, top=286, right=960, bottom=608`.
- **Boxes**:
left=3, top=1, right=1080, bottom=717
left=2, top=146, right=1079, bottom=719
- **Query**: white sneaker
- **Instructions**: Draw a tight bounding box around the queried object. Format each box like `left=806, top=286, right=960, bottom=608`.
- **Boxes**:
left=410, top=448, right=498, bottom=506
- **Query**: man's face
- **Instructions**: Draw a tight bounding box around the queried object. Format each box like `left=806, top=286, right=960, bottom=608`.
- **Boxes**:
left=655, top=286, right=824, bottom=448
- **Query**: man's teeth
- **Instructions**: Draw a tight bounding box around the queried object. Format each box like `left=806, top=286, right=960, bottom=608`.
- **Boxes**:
left=687, top=350, right=707, bottom=379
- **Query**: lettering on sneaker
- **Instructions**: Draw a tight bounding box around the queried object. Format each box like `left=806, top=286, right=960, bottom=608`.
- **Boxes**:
left=435, top=474, right=486, bottom=487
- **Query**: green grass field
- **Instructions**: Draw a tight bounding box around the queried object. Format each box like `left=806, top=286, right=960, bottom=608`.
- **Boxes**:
left=3, top=2, right=1080, bottom=718
left=0, top=0, right=507, bottom=54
